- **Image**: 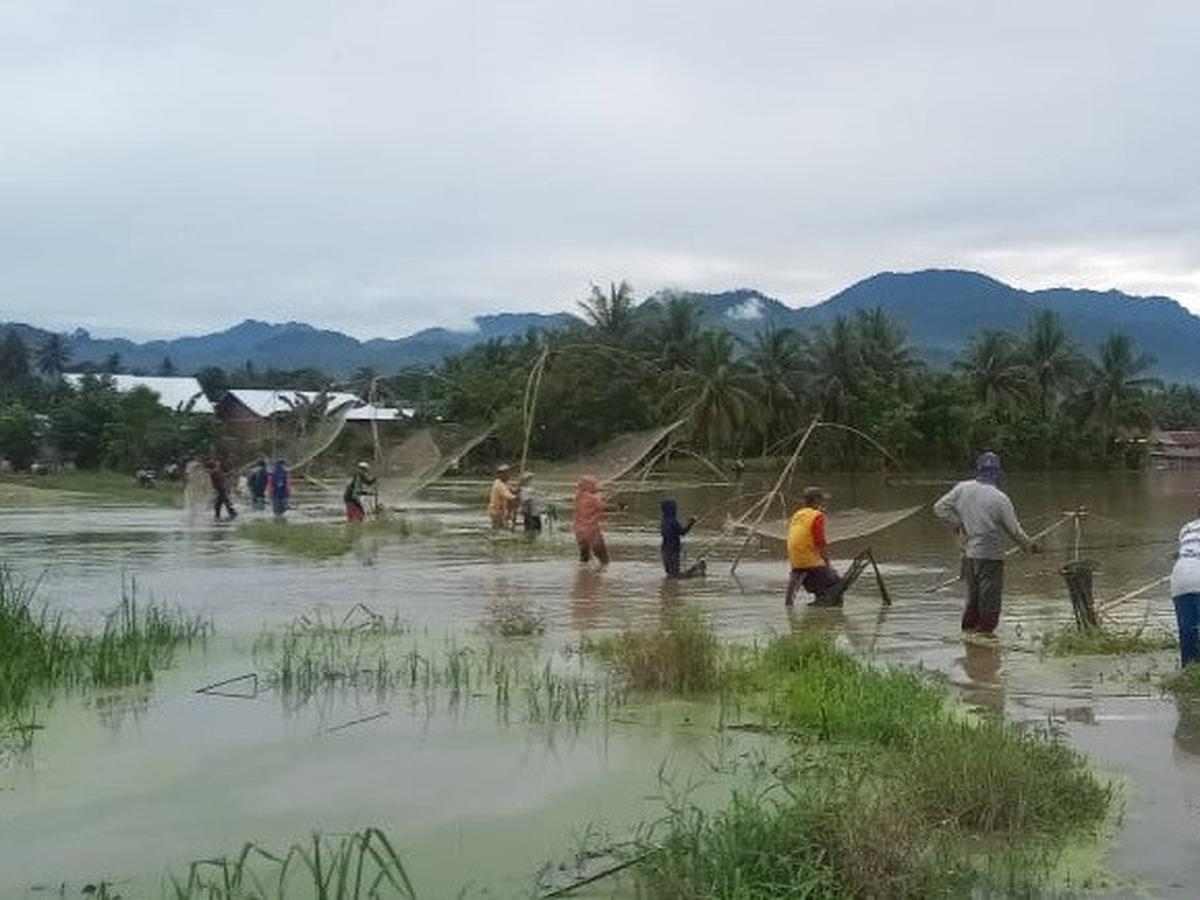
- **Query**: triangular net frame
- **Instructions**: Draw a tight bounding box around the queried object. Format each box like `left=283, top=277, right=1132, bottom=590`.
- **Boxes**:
left=375, top=423, right=495, bottom=503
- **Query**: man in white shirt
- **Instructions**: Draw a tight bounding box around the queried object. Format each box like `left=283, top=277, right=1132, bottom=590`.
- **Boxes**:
left=934, top=452, right=1039, bottom=638
left=1170, top=497, right=1200, bottom=667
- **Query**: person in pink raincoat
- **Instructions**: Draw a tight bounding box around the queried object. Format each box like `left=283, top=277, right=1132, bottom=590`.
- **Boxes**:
left=572, top=476, right=609, bottom=567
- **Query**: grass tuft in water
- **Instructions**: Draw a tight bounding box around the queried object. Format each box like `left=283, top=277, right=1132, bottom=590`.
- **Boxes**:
left=637, top=633, right=1113, bottom=899
left=0, top=567, right=209, bottom=737
left=484, top=597, right=546, bottom=637
left=1040, top=623, right=1176, bottom=657
left=239, top=515, right=443, bottom=559
left=584, top=608, right=721, bottom=694
left=167, top=827, right=415, bottom=899
left=1162, top=663, right=1200, bottom=697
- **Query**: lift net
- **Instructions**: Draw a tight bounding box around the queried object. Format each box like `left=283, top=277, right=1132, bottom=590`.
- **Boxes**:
left=239, top=411, right=349, bottom=473
left=554, top=420, right=685, bottom=486
left=736, top=505, right=924, bottom=547
left=377, top=424, right=494, bottom=502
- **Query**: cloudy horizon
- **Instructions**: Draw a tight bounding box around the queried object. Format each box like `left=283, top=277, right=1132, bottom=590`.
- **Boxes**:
left=4, top=1, right=1199, bottom=341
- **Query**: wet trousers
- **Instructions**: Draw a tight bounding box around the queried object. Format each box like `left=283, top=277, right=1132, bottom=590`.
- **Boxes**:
left=962, top=558, right=1005, bottom=634
left=1173, top=592, right=1200, bottom=667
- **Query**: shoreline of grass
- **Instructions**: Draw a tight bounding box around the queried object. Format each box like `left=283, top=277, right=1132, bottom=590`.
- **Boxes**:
left=0, top=471, right=184, bottom=508
left=581, top=616, right=1116, bottom=898
left=1040, top=622, right=1177, bottom=657
left=0, top=567, right=209, bottom=744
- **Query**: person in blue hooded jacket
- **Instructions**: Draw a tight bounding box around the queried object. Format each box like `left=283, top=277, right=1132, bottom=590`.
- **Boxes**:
left=661, top=498, right=706, bottom=579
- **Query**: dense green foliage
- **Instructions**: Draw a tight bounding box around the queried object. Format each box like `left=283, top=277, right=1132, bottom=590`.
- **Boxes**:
left=376, top=293, right=1191, bottom=470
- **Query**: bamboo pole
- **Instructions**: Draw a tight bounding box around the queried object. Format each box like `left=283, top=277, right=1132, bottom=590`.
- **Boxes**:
left=1097, top=573, right=1170, bottom=614
left=925, top=513, right=1074, bottom=593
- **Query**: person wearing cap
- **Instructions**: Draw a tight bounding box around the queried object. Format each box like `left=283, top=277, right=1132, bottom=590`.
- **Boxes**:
left=344, top=461, right=377, bottom=522
left=785, top=487, right=841, bottom=607
left=488, top=464, right=517, bottom=530
left=934, top=451, right=1039, bottom=637
left=1169, top=494, right=1200, bottom=667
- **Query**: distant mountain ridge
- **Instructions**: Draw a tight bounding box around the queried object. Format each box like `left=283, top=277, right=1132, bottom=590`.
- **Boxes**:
left=6, top=270, right=1200, bottom=381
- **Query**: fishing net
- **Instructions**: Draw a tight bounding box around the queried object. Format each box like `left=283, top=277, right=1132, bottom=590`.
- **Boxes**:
left=183, top=461, right=210, bottom=517
left=376, top=423, right=494, bottom=502
left=555, top=420, right=685, bottom=485
left=239, top=411, right=349, bottom=472
left=736, top=505, right=924, bottom=547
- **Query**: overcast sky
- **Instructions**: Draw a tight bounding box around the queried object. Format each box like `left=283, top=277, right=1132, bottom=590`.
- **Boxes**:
left=3, top=1, right=1199, bottom=339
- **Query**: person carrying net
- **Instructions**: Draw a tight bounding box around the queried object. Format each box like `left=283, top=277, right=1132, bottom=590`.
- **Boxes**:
left=344, top=461, right=377, bottom=522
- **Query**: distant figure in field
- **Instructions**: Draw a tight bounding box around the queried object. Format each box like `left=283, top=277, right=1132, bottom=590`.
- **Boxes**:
left=206, top=459, right=237, bottom=521
left=518, top=471, right=541, bottom=534
left=1170, top=495, right=1200, bottom=668
left=247, top=459, right=269, bottom=511
left=488, top=464, right=516, bottom=529
left=785, top=487, right=842, bottom=607
left=344, top=461, right=376, bottom=522
left=934, top=451, right=1039, bottom=638
left=573, top=476, right=609, bottom=567
left=268, top=458, right=290, bottom=519
left=660, top=498, right=705, bottom=579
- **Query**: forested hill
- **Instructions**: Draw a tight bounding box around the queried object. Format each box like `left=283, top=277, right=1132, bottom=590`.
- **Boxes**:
left=6, top=270, right=1200, bottom=380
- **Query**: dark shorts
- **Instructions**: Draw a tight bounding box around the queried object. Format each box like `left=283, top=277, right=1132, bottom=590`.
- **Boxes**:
left=793, top=565, right=841, bottom=595
left=963, top=558, right=1005, bottom=633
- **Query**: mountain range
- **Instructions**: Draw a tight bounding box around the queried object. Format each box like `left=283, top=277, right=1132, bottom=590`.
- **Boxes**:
left=6, top=269, right=1200, bottom=382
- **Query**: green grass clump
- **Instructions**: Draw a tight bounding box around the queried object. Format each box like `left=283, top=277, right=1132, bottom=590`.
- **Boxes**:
left=585, top=609, right=721, bottom=694
left=167, top=827, right=415, bottom=899
left=239, top=515, right=443, bottom=559
left=1040, top=623, right=1177, bottom=657
left=239, top=521, right=355, bottom=558
left=1162, top=664, right=1200, bottom=697
left=0, top=470, right=183, bottom=507
left=0, top=567, right=209, bottom=740
left=485, top=597, right=546, bottom=637
left=637, top=634, right=1113, bottom=899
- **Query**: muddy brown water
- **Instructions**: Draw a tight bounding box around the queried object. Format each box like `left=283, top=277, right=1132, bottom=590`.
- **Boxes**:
left=1, top=470, right=1199, bottom=896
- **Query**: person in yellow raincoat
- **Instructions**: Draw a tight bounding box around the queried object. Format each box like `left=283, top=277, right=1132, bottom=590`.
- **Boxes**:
left=488, top=464, right=516, bottom=529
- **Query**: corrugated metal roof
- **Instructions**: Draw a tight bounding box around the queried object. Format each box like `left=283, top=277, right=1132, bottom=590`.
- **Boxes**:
left=62, top=374, right=214, bottom=414
left=222, top=389, right=361, bottom=418
left=344, top=404, right=409, bottom=422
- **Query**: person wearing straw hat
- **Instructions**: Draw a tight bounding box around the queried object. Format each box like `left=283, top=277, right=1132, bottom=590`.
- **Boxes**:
left=344, top=461, right=377, bottom=522
left=934, top=451, right=1039, bottom=638
left=488, top=463, right=517, bottom=530
left=1170, top=494, right=1200, bottom=667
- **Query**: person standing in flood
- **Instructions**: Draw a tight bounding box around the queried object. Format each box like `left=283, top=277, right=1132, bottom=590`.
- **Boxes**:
left=933, top=451, right=1039, bottom=638
left=268, top=458, right=290, bottom=519
left=344, top=461, right=376, bottom=522
left=1170, top=496, right=1200, bottom=667
left=207, top=459, right=237, bottom=521
left=573, top=476, right=609, bottom=567
left=488, top=464, right=516, bottom=530
left=517, top=471, right=541, bottom=534
left=785, top=487, right=841, bottom=607
left=247, top=459, right=268, bottom=511
left=661, top=498, right=706, bottom=578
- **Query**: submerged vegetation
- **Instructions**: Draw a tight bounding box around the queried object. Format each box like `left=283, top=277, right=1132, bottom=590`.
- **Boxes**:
left=1040, top=623, right=1177, bottom=657
left=638, top=633, right=1114, bottom=898
left=584, top=609, right=723, bottom=693
left=0, top=567, right=209, bottom=740
left=484, top=596, right=547, bottom=637
left=167, top=828, right=415, bottom=899
left=1162, top=664, right=1200, bottom=698
left=238, top=516, right=443, bottom=559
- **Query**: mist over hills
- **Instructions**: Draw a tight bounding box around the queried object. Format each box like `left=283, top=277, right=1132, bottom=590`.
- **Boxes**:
left=6, top=270, right=1200, bottom=382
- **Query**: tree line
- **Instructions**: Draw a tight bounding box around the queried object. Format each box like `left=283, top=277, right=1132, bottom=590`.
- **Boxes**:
left=4, top=281, right=1200, bottom=473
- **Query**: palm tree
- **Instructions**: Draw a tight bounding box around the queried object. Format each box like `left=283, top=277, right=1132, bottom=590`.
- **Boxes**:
left=578, top=280, right=637, bottom=339
left=1024, top=310, right=1084, bottom=415
left=1082, top=333, right=1161, bottom=445
left=667, top=331, right=762, bottom=455
left=651, top=296, right=702, bottom=371
left=744, top=324, right=803, bottom=454
left=954, top=330, right=1029, bottom=410
left=854, top=308, right=918, bottom=382
left=37, top=333, right=71, bottom=378
left=808, top=316, right=861, bottom=422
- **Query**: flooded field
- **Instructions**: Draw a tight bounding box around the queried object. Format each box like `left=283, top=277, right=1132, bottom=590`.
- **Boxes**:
left=2, top=470, right=1199, bottom=897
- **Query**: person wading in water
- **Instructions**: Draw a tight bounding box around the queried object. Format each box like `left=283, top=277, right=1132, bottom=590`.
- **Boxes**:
left=934, top=451, right=1040, bottom=639
left=785, top=487, right=843, bottom=607
left=660, top=498, right=706, bottom=579
left=344, top=461, right=377, bottom=522
left=488, top=464, right=516, bottom=530
left=207, top=459, right=237, bottom=522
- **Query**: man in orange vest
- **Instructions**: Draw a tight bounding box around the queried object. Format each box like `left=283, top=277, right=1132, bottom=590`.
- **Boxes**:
left=785, top=486, right=842, bottom=607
